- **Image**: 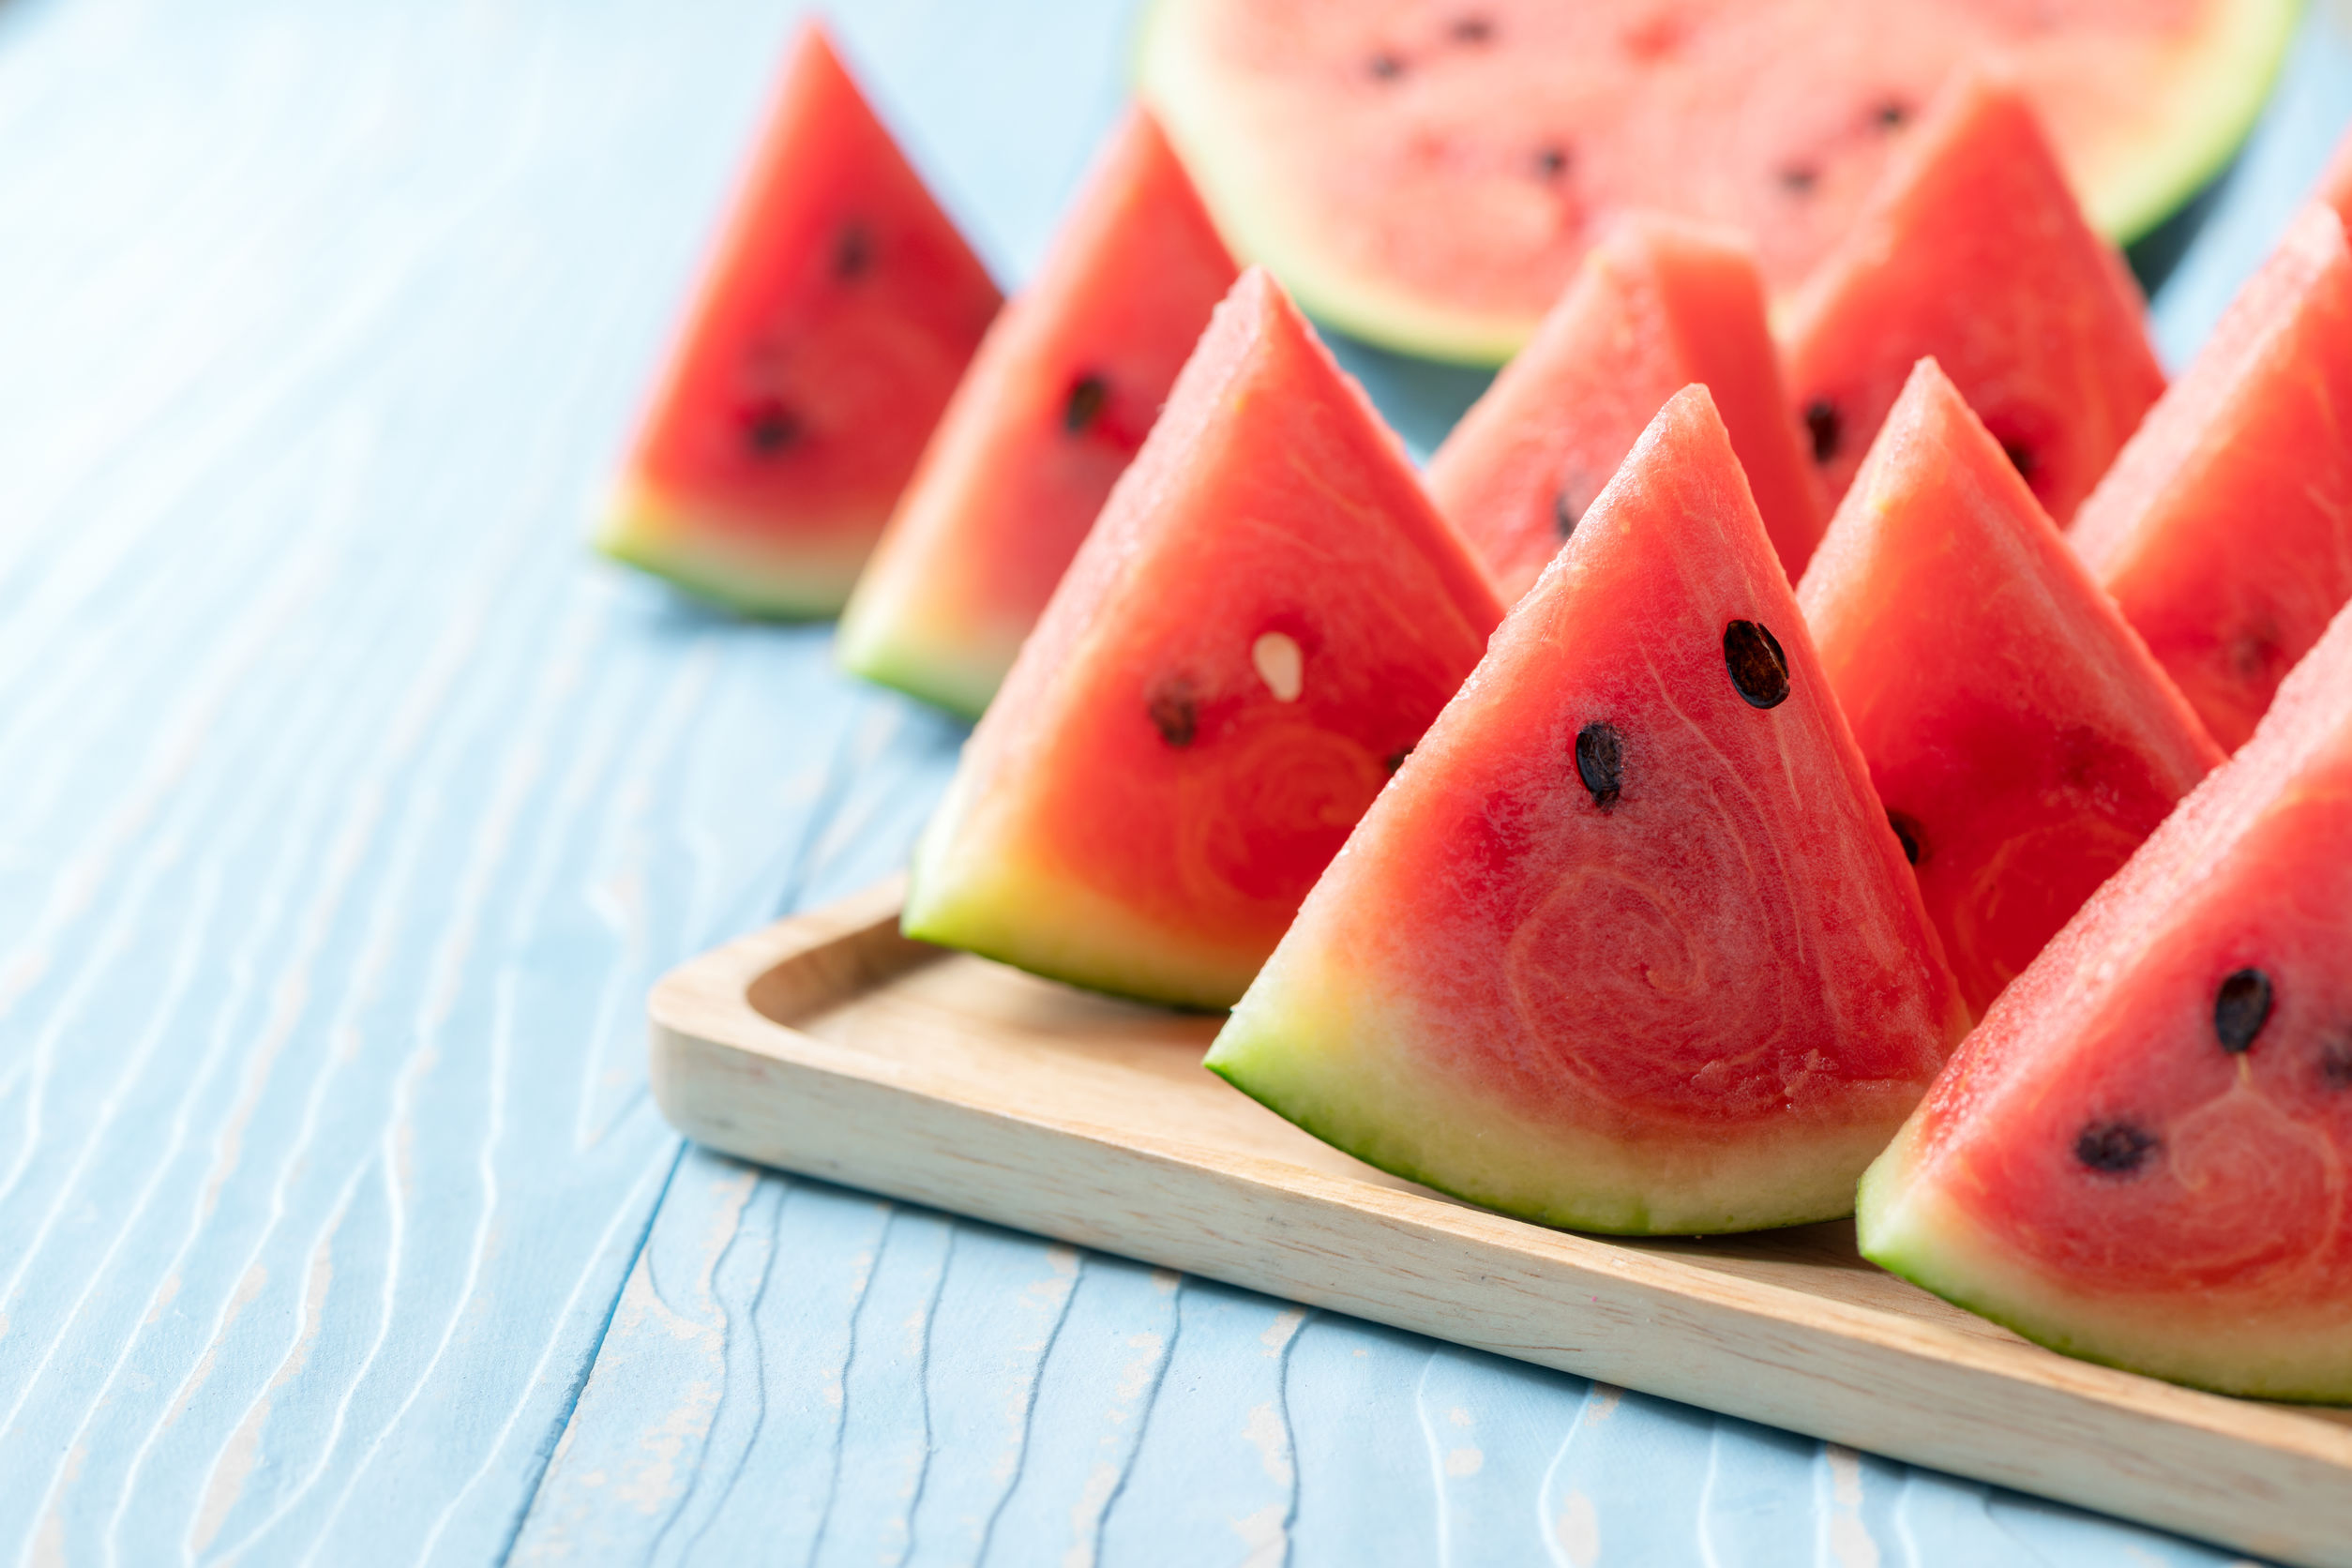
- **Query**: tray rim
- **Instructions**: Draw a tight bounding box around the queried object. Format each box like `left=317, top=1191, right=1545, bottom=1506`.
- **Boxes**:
left=648, top=878, right=2352, bottom=1567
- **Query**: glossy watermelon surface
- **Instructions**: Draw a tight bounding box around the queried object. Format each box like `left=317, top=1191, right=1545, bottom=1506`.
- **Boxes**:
left=1136, top=0, right=2295, bottom=362
left=598, top=24, right=1001, bottom=616
left=837, top=109, right=1236, bottom=717
left=2070, top=203, right=2352, bottom=753
left=1208, top=387, right=1968, bottom=1235
left=1783, top=70, right=2164, bottom=524
left=903, top=268, right=1502, bottom=1009
left=1424, top=212, right=1822, bottom=602
left=1799, top=359, right=2223, bottom=1020
left=1860, top=600, right=2352, bottom=1400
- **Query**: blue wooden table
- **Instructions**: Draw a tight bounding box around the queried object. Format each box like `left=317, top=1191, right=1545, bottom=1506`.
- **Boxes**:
left=0, top=1, right=2344, bottom=1562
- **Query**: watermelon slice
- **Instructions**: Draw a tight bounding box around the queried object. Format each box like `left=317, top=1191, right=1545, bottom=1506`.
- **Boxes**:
left=836, top=109, right=1237, bottom=717
left=597, top=23, right=1002, bottom=616
left=2070, top=204, right=2352, bottom=753
left=1797, top=359, right=2224, bottom=1021
left=903, top=268, right=1502, bottom=1009
left=1782, top=69, right=2165, bottom=524
left=1859, top=599, right=2352, bottom=1399
left=1208, top=386, right=1969, bottom=1234
left=1424, top=213, right=1823, bottom=601
left=1136, top=0, right=2295, bottom=363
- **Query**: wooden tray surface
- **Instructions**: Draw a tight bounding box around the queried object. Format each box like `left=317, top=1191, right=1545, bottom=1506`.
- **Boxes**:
left=648, top=880, right=2352, bottom=1567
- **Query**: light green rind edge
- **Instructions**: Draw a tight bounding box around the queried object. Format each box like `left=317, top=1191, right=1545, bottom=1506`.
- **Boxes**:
left=834, top=601, right=998, bottom=722
left=1133, top=0, right=2303, bottom=367
left=1856, top=1131, right=2352, bottom=1405
left=901, top=775, right=1250, bottom=1013
left=594, top=515, right=858, bottom=621
left=1206, top=985, right=1861, bottom=1238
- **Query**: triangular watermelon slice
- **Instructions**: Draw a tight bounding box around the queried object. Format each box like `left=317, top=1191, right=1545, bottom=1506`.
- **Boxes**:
left=903, top=268, right=1503, bottom=1009
left=597, top=23, right=1002, bottom=617
left=1798, top=358, right=2224, bottom=1020
left=1859, top=599, right=2352, bottom=1399
left=1782, top=69, right=2164, bottom=524
left=1424, top=213, right=1824, bottom=601
left=2070, top=203, right=2352, bottom=752
left=837, top=108, right=1237, bottom=717
left=1208, top=385, right=1969, bottom=1234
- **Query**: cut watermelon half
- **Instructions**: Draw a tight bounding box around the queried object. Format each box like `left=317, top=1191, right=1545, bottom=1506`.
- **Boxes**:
left=597, top=23, right=1002, bottom=617
left=1208, top=386, right=1969, bottom=1234
left=1860, top=600, right=2352, bottom=1400
left=903, top=268, right=1503, bottom=1009
left=1136, top=0, right=2294, bottom=363
left=1783, top=69, right=2165, bottom=525
left=1424, top=212, right=1823, bottom=602
left=2071, top=203, right=2352, bottom=753
left=1798, top=359, right=2223, bottom=1021
left=836, top=108, right=1237, bottom=717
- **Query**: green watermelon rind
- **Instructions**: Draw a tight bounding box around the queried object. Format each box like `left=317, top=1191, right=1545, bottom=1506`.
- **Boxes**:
left=902, top=776, right=1256, bottom=1011
left=1209, top=1056, right=1808, bottom=1238
left=1856, top=1142, right=2352, bottom=1405
left=1133, top=0, right=2303, bottom=365
left=595, top=501, right=865, bottom=621
left=835, top=618, right=996, bottom=722
left=1205, top=987, right=1876, bottom=1237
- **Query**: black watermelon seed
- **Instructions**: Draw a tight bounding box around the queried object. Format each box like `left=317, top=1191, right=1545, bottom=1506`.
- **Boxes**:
left=1384, top=744, right=1414, bottom=774
left=2075, top=1120, right=2158, bottom=1175
left=833, top=224, right=873, bottom=279
left=1553, top=489, right=1581, bottom=540
left=1804, top=400, right=1841, bottom=464
left=1533, top=143, right=1571, bottom=180
left=1063, top=374, right=1109, bottom=435
left=1450, top=14, right=1493, bottom=44
left=739, top=397, right=802, bottom=455
left=1873, top=98, right=1911, bottom=130
left=2214, top=968, right=2273, bottom=1054
left=1575, top=721, right=1623, bottom=810
left=2002, top=440, right=2036, bottom=483
left=1778, top=164, right=1819, bottom=195
left=1368, top=51, right=1405, bottom=80
left=1723, top=620, right=1791, bottom=709
left=1888, top=810, right=1922, bottom=866
left=1147, top=683, right=1198, bottom=748
left=2321, top=1038, right=2352, bottom=1090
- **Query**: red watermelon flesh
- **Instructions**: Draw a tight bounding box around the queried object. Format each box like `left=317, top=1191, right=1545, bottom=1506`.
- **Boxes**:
left=1858, top=599, right=2352, bottom=1399
left=1208, top=386, right=1969, bottom=1234
left=1782, top=69, right=2165, bottom=525
left=1135, top=0, right=2295, bottom=363
left=903, top=268, right=1503, bottom=1009
left=2070, top=204, right=2352, bottom=753
left=597, top=23, right=1002, bottom=617
left=1424, top=212, right=1824, bottom=602
left=1798, top=359, right=2223, bottom=1021
left=837, top=109, right=1237, bottom=717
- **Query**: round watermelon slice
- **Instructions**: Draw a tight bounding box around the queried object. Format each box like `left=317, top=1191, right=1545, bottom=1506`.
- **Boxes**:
left=1860, top=599, right=2352, bottom=1399
left=1136, top=0, right=2297, bottom=362
left=1209, top=386, right=1969, bottom=1234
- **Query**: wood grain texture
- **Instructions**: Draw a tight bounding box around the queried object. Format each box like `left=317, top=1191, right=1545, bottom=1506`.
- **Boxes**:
left=0, top=0, right=2344, bottom=1561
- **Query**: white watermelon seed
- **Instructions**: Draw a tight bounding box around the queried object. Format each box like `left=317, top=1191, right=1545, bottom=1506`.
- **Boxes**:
left=1252, top=632, right=1304, bottom=701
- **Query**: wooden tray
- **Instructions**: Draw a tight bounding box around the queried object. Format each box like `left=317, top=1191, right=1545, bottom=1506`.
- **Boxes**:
left=648, top=879, right=2352, bottom=1568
